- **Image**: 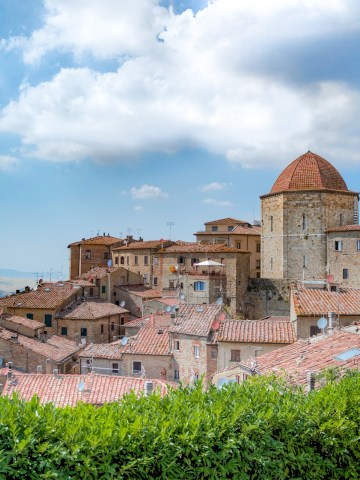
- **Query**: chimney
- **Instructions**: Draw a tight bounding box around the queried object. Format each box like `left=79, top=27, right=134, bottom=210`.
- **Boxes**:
left=36, top=365, right=43, bottom=374
left=144, top=381, right=154, bottom=396
left=307, top=371, right=316, bottom=392
left=53, top=368, right=59, bottom=375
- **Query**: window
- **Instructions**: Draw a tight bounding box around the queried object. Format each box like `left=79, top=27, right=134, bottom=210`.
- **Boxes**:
left=153, top=277, right=158, bottom=286
left=178, top=256, right=185, bottom=264
left=120, top=256, right=125, bottom=265
left=231, top=350, right=241, bottom=362
left=211, top=347, right=217, bottom=359
left=112, top=363, right=119, bottom=374
left=256, top=272, right=261, bottom=278
left=153, top=256, right=159, bottom=265
left=211, top=226, right=218, bottom=232
left=310, top=325, right=321, bottom=337
left=270, top=216, right=273, bottom=232
left=61, top=327, right=67, bottom=336
left=81, top=327, right=87, bottom=337
left=111, top=322, right=115, bottom=331
left=194, top=345, right=200, bottom=358
left=134, top=255, right=139, bottom=265
left=104, top=252, right=109, bottom=260
left=85, top=249, right=91, bottom=259
left=126, top=256, right=129, bottom=265
left=120, top=317, right=125, bottom=325
left=169, top=280, right=175, bottom=290
left=144, top=255, right=149, bottom=265
left=270, top=257, right=273, bottom=270
left=357, top=240, right=360, bottom=251
left=302, top=213, right=307, bottom=230
left=340, top=213, right=343, bottom=226
left=44, top=314, right=52, bottom=328
left=194, top=281, right=205, bottom=291
left=133, top=361, right=142, bottom=374
left=101, top=285, right=106, bottom=294
left=227, top=226, right=234, bottom=231
left=89, top=287, right=94, bottom=296
left=26, top=313, right=33, bottom=320
left=174, top=340, right=180, bottom=351
left=174, top=369, right=180, bottom=380
left=256, top=243, right=261, bottom=253
left=100, top=324, right=104, bottom=334
left=115, top=256, right=119, bottom=265
left=236, top=242, right=242, bottom=249
left=191, top=258, right=199, bottom=266
left=303, top=255, right=307, bottom=268
left=256, top=260, right=261, bottom=269
left=335, top=241, right=343, bottom=251
left=143, top=273, right=149, bottom=284
left=343, top=268, right=349, bottom=280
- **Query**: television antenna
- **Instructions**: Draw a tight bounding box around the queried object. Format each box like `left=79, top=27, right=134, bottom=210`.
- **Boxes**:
left=166, top=221, right=174, bottom=240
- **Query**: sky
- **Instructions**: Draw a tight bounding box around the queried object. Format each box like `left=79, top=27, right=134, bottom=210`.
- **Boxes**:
left=1, top=0, right=360, bottom=277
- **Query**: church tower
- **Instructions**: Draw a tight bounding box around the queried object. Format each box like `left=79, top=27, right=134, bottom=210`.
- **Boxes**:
left=261, top=151, right=358, bottom=280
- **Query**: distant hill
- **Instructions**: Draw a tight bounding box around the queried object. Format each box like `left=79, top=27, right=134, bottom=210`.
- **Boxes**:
left=0, top=269, right=36, bottom=278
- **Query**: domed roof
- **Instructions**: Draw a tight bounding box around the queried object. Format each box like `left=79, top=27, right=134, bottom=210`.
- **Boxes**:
left=270, top=151, right=348, bottom=194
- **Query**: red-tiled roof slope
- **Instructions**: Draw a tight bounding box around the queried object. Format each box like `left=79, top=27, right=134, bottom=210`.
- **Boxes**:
left=112, top=240, right=173, bottom=251
left=292, top=285, right=360, bottom=316
left=326, top=225, right=360, bottom=233
left=0, top=313, right=44, bottom=330
left=170, top=304, right=224, bottom=337
left=242, top=330, right=360, bottom=385
left=204, top=218, right=249, bottom=226
left=68, top=235, right=121, bottom=247
left=163, top=243, right=248, bottom=253
left=218, top=318, right=295, bottom=344
left=270, top=151, right=348, bottom=194
left=0, top=283, right=78, bottom=309
left=3, top=373, right=175, bottom=406
left=56, top=299, right=128, bottom=320
left=79, top=342, right=124, bottom=360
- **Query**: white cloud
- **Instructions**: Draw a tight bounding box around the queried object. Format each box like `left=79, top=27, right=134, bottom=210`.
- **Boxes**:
left=134, top=205, right=144, bottom=211
left=0, top=155, right=19, bottom=171
left=1, top=0, right=360, bottom=167
left=203, top=198, right=233, bottom=207
left=129, top=184, right=168, bottom=199
left=199, top=182, right=231, bottom=192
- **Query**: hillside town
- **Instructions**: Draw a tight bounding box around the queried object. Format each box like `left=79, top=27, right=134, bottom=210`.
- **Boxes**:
left=1, top=151, right=360, bottom=406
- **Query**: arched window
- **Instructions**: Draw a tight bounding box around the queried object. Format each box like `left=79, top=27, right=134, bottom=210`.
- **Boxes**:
left=194, top=281, right=205, bottom=291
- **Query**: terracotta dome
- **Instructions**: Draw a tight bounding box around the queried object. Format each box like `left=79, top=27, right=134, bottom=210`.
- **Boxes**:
left=270, top=151, right=348, bottom=194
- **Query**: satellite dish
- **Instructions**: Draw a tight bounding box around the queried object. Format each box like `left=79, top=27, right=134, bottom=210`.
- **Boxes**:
left=317, top=317, right=328, bottom=329
left=217, top=377, right=229, bottom=388
left=327, top=274, right=334, bottom=283
left=179, top=293, right=185, bottom=300
left=211, top=320, right=220, bottom=331
left=165, top=306, right=172, bottom=312
left=219, top=313, right=226, bottom=321
left=107, top=260, right=112, bottom=267
left=120, top=300, right=125, bottom=307
left=80, top=338, right=86, bottom=345
left=120, top=336, right=128, bottom=346
left=170, top=306, right=176, bottom=313
left=197, top=307, right=204, bottom=313
left=215, top=297, right=223, bottom=305
left=78, top=381, right=85, bottom=392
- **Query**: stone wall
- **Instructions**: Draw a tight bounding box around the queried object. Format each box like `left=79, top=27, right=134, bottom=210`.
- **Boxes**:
left=244, top=278, right=291, bottom=319
left=327, top=230, right=360, bottom=288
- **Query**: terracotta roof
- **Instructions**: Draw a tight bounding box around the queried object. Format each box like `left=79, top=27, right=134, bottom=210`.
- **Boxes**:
left=169, top=304, right=224, bottom=337
left=204, top=218, right=250, bottom=226
left=292, top=285, right=360, bottom=316
left=78, top=266, right=121, bottom=280
left=241, top=330, right=360, bottom=385
left=217, top=318, right=295, bottom=344
left=116, top=285, right=162, bottom=299
left=195, top=225, right=261, bottom=236
left=0, top=327, right=81, bottom=362
left=326, top=225, right=360, bottom=233
left=0, top=313, right=44, bottom=330
left=163, top=243, right=248, bottom=254
left=68, top=235, right=121, bottom=247
left=112, top=240, right=173, bottom=251
left=125, top=313, right=172, bottom=329
left=0, top=367, right=25, bottom=376
left=56, top=299, right=128, bottom=320
left=269, top=151, right=349, bottom=195
left=79, top=342, right=124, bottom=360
left=123, top=325, right=171, bottom=356
left=3, top=373, right=175, bottom=406
left=0, top=283, right=78, bottom=309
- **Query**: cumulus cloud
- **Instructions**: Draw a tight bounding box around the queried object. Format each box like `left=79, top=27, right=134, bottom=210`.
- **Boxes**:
left=1, top=0, right=360, bottom=167
left=0, top=155, right=19, bottom=171
left=203, top=198, right=233, bottom=207
left=129, top=184, right=168, bottom=199
left=199, top=182, right=231, bottom=192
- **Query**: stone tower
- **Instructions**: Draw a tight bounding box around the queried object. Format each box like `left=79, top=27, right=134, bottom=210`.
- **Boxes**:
left=261, top=151, right=358, bottom=281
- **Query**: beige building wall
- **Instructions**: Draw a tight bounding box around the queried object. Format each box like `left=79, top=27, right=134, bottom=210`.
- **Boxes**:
left=171, top=333, right=209, bottom=385
left=327, top=231, right=360, bottom=288
left=69, top=244, right=114, bottom=279
left=120, top=353, right=173, bottom=381
left=296, top=315, right=356, bottom=339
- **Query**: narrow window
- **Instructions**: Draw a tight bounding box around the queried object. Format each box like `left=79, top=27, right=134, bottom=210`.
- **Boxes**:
left=227, top=226, right=234, bottom=231
left=44, top=314, right=52, bottom=327
left=270, top=216, right=273, bottom=232
left=303, top=255, right=307, bottom=268
left=153, top=277, right=158, bottom=286
left=178, top=256, right=185, bottom=264
left=85, top=250, right=91, bottom=259
left=194, top=345, right=200, bottom=358
left=89, top=287, right=94, bottom=296
left=211, top=226, right=218, bottom=232
left=143, top=273, right=149, bottom=284
left=270, top=257, right=273, bottom=270
left=343, top=268, right=349, bottom=280
left=144, top=255, right=149, bottom=265
left=104, top=252, right=109, bottom=260
left=174, top=340, right=180, bottom=351
left=111, top=322, right=115, bottom=331
left=81, top=327, right=87, bottom=337
left=256, top=260, right=261, bottom=269
left=26, top=313, right=33, bottom=320
left=61, top=327, right=67, bottom=336
left=191, top=258, right=198, bottom=266
left=231, top=350, right=241, bottom=362
left=340, top=213, right=343, bottom=226
left=256, top=243, right=261, bottom=253
left=134, top=255, right=139, bottom=265
left=112, top=363, right=119, bottom=374
left=211, top=347, right=217, bottom=359
left=194, top=281, right=205, bottom=291
left=153, top=256, right=159, bottom=265
left=100, top=324, right=104, bottom=334
left=302, top=213, right=307, bottom=230
left=335, top=241, right=343, bottom=251
left=101, top=285, right=106, bottom=294
left=126, top=256, right=129, bottom=265
left=133, top=361, right=142, bottom=374
left=174, top=369, right=180, bottom=380
left=356, top=240, right=360, bottom=251
left=236, top=242, right=241, bottom=249
left=115, top=256, right=119, bottom=265
left=120, top=256, right=125, bottom=265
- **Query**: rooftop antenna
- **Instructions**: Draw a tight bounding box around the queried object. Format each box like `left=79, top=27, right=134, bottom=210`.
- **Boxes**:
left=166, top=221, right=174, bottom=240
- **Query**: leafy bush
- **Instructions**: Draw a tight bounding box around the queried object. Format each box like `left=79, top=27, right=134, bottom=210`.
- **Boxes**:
left=0, top=372, right=359, bottom=479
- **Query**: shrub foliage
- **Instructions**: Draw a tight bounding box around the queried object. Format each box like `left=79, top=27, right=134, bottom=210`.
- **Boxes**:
left=0, top=372, right=359, bottom=479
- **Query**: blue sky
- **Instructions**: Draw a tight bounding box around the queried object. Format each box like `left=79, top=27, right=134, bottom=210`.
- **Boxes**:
left=1, top=0, right=360, bottom=276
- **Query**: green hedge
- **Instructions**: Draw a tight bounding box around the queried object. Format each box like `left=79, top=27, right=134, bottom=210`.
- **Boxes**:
left=0, top=372, right=359, bottom=479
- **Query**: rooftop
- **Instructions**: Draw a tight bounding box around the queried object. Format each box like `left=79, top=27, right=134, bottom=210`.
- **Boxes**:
left=217, top=317, right=295, bottom=344
left=3, top=373, right=175, bottom=407
left=116, top=285, right=162, bottom=299
left=79, top=341, right=124, bottom=360
left=78, top=266, right=122, bottom=280
left=163, top=243, right=248, bottom=254
left=169, top=304, right=225, bottom=337
left=241, top=330, right=360, bottom=385
left=204, top=217, right=251, bottom=226
left=292, top=285, right=360, bottom=316
left=326, top=225, right=360, bottom=233
left=112, top=240, right=173, bottom=251
left=0, top=327, right=81, bottom=362
left=267, top=151, right=349, bottom=195
left=56, top=299, right=128, bottom=320
left=0, top=313, right=44, bottom=330
left=68, top=234, right=121, bottom=247
left=0, top=283, right=78, bottom=309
